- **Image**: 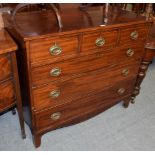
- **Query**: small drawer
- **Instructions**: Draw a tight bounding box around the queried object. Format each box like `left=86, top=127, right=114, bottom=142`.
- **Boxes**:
left=31, top=44, right=144, bottom=86
left=0, top=54, right=12, bottom=82
left=34, top=79, right=135, bottom=132
left=0, top=80, right=15, bottom=112
left=119, top=25, right=149, bottom=44
left=109, top=44, right=145, bottom=64
left=30, top=35, right=79, bottom=67
left=32, top=61, right=140, bottom=111
left=81, top=30, right=118, bottom=52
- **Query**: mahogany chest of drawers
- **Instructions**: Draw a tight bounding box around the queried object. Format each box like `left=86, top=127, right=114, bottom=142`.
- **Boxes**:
left=4, top=4, right=155, bottom=147
left=0, top=29, right=25, bottom=138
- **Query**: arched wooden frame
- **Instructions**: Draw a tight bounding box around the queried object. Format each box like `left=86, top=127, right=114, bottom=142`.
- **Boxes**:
left=11, top=3, right=63, bottom=30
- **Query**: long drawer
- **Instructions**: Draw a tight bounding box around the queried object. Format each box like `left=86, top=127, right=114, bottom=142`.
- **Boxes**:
left=31, top=44, right=144, bottom=86
left=34, top=79, right=135, bottom=133
left=0, top=80, right=15, bottom=112
left=32, top=61, right=140, bottom=111
left=0, top=54, right=12, bottom=82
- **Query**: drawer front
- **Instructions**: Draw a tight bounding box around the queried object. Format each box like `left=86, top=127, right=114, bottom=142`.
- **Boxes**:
left=0, top=54, right=12, bottom=82
left=81, top=30, right=118, bottom=52
left=32, top=61, right=140, bottom=111
left=0, top=80, right=15, bottom=112
left=30, top=35, right=78, bottom=67
left=32, top=44, right=144, bottom=86
left=120, top=25, right=149, bottom=44
left=35, top=79, right=135, bottom=132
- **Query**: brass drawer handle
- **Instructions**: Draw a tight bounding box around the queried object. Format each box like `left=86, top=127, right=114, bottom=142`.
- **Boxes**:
left=126, top=49, right=134, bottom=57
left=49, top=90, right=60, bottom=98
left=122, top=68, right=129, bottom=76
left=50, top=67, right=61, bottom=77
left=117, top=88, right=126, bottom=95
left=130, top=31, right=138, bottom=40
left=49, top=44, right=62, bottom=56
left=95, top=37, right=105, bottom=47
left=51, top=112, right=61, bottom=120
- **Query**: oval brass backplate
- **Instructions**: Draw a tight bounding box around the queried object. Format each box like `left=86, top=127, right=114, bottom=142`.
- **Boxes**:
left=50, top=67, right=61, bottom=77
left=49, top=90, right=60, bottom=98
left=51, top=112, right=61, bottom=120
left=117, top=88, right=125, bottom=95
left=49, top=44, right=62, bottom=56
left=130, top=31, right=138, bottom=40
left=126, top=49, right=134, bottom=57
left=122, top=68, right=129, bottom=76
left=95, top=37, right=105, bottom=47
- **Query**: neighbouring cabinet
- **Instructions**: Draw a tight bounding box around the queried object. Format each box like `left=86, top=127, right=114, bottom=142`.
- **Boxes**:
left=0, top=29, right=26, bottom=139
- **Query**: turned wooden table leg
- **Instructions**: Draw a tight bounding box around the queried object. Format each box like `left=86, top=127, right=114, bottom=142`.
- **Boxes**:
left=131, top=48, right=155, bottom=104
left=131, top=60, right=150, bottom=104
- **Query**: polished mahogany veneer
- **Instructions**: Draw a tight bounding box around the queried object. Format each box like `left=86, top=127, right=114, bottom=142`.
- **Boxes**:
left=0, top=54, right=12, bottom=81
left=0, top=81, right=15, bottom=111
left=4, top=4, right=155, bottom=147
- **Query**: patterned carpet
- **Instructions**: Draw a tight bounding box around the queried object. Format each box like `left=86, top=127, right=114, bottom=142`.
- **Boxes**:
left=0, top=59, right=155, bottom=151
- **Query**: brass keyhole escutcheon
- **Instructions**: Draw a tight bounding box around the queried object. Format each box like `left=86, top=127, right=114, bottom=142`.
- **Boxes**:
left=50, top=67, right=61, bottom=77
left=51, top=112, right=61, bottom=120
left=126, top=49, right=134, bottom=57
left=130, top=31, right=138, bottom=40
left=49, top=44, right=62, bottom=56
left=95, top=37, right=105, bottom=47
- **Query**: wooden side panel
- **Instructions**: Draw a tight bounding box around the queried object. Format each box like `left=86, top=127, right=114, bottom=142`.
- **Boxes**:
left=12, top=39, right=34, bottom=130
